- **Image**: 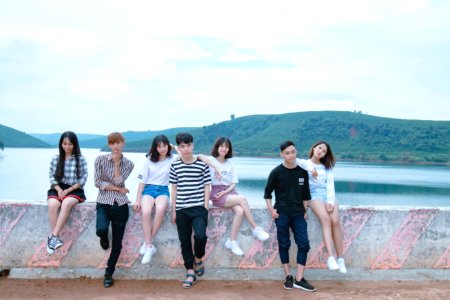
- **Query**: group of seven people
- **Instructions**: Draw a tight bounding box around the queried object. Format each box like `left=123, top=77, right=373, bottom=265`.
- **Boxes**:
left=46, top=131, right=346, bottom=292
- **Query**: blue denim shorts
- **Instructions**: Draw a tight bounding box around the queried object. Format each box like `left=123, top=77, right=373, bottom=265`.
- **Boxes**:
left=310, top=186, right=328, bottom=202
left=142, top=184, right=169, bottom=199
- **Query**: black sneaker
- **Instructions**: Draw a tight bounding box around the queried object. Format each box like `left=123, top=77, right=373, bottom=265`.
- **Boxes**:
left=103, top=274, right=113, bottom=288
left=294, top=277, right=316, bottom=292
left=283, top=275, right=294, bottom=290
left=53, top=236, right=63, bottom=250
left=100, top=236, right=109, bottom=250
left=46, top=235, right=55, bottom=254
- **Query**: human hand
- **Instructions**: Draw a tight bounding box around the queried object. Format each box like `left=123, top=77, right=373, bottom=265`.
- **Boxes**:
left=326, top=203, right=334, bottom=212
left=118, top=187, right=129, bottom=194
left=214, top=169, right=222, bottom=180
left=270, top=208, right=279, bottom=219
left=133, top=200, right=141, bottom=212
left=215, top=191, right=226, bottom=198
left=311, top=168, right=318, bottom=179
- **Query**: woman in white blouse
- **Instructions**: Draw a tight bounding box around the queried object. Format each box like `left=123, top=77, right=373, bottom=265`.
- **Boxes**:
left=297, top=141, right=347, bottom=273
left=201, top=137, right=269, bottom=256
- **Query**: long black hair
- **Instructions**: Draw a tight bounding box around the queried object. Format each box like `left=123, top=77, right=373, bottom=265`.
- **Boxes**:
left=54, top=131, right=82, bottom=181
left=309, top=140, right=336, bottom=170
left=146, top=135, right=173, bottom=162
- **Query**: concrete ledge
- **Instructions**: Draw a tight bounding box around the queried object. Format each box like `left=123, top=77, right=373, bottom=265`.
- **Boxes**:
left=1, top=201, right=449, bottom=280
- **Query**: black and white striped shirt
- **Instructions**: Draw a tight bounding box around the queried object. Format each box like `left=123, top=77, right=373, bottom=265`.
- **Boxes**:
left=169, top=159, right=211, bottom=210
left=94, top=153, right=134, bottom=206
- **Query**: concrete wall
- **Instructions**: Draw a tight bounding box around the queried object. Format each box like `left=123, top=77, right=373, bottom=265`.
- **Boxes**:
left=1, top=201, right=450, bottom=280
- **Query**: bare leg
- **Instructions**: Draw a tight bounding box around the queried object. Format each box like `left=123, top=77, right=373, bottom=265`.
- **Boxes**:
left=52, top=197, right=78, bottom=236
left=329, top=202, right=344, bottom=257
left=282, top=264, right=291, bottom=277
left=224, top=195, right=258, bottom=229
left=309, top=200, right=335, bottom=257
left=141, top=195, right=155, bottom=246
left=295, top=264, right=305, bottom=281
left=228, top=205, right=244, bottom=240
left=47, top=198, right=61, bottom=233
left=151, top=196, right=169, bottom=242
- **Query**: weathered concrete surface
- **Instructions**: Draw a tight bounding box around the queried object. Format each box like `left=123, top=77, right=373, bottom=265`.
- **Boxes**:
left=1, top=201, right=449, bottom=280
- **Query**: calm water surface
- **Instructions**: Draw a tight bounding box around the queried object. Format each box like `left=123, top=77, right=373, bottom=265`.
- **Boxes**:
left=1, top=148, right=449, bottom=207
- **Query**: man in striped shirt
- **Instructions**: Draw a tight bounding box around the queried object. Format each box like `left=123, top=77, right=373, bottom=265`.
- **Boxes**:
left=94, top=132, right=134, bottom=288
left=169, top=132, right=211, bottom=289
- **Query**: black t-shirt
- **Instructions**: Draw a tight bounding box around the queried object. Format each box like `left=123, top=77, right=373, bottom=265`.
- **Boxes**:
left=264, top=163, right=311, bottom=215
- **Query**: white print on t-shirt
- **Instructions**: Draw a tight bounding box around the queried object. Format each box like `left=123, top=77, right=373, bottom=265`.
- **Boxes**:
left=298, top=178, right=305, bottom=185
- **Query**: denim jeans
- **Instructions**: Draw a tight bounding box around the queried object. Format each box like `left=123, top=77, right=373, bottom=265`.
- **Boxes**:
left=274, top=211, right=310, bottom=266
left=96, top=203, right=129, bottom=275
left=176, top=206, right=208, bottom=270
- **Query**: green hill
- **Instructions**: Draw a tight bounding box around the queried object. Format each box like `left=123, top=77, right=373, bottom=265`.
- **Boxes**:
left=123, top=111, right=450, bottom=163
left=30, top=133, right=106, bottom=146
left=0, top=124, right=51, bottom=148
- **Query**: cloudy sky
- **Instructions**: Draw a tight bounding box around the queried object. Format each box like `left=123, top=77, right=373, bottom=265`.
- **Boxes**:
left=1, top=0, right=449, bottom=134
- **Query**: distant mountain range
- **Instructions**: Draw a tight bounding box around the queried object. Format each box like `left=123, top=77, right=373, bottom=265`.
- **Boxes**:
left=2, top=111, right=449, bottom=163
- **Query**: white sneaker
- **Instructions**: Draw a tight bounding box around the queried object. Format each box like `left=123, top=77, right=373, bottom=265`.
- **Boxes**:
left=139, top=242, right=147, bottom=255
left=252, top=226, right=270, bottom=241
left=225, top=238, right=244, bottom=256
left=327, top=256, right=340, bottom=270
left=337, top=257, right=347, bottom=274
left=141, top=245, right=157, bottom=264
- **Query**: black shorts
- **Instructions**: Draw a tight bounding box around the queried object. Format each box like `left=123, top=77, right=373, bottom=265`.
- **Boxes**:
left=47, top=182, right=86, bottom=202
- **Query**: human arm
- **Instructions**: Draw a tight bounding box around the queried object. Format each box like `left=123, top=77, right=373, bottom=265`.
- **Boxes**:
left=325, top=169, right=336, bottom=210
left=204, top=184, right=210, bottom=210
left=133, top=182, right=146, bottom=211
left=264, top=171, right=278, bottom=219
left=171, top=184, right=177, bottom=224
left=94, top=156, right=129, bottom=194
left=197, top=154, right=221, bottom=180
left=296, top=158, right=318, bottom=179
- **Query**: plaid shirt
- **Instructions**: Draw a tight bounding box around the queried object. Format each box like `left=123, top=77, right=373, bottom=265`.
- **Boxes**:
left=49, top=155, right=88, bottom=187
left=94, top=153, right=134, bottom=206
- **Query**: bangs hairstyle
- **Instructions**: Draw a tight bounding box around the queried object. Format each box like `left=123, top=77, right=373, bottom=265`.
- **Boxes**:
left=107, top=132, right=125, bottom=144
left=55, top=131, right=82, bottom=181
left=146, top=135, right=173, bottom=162
left=309, top=140, right=336, bottom=170
left=211, top=137, right=233, bottom=158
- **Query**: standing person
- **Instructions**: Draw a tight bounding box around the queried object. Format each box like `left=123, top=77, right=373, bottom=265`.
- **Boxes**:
left=264, top=141, right=316, bottom=292
left=94, top=132, right=134, bottom=288
left=296, top=141, right=347, bottom=273
left=199, top=137, right=269, bottom=256
left=134, top=135, right=220, bottom=264
left=170, top=132, right=211, bottom=289
left=46, top=131, right=88, bottom=254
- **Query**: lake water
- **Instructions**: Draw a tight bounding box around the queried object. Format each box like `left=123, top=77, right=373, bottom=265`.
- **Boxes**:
left=1, top=148, right=449, bottom=207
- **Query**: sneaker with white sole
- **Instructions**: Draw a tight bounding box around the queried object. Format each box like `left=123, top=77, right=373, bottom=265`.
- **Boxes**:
left=252, top=226, right=270, bottom=241
left=46, top=235, right=55, bottom=254
left=293, top=277, right=316, bottom=292
left=327, top=256, right=340, bottom=270
left=337, top=257, right=347, bottom=274
left=225, top=238, right=244, bottom=256
left=283, top=275, right=294, bottom=290
left=139, top=242, right=147, bottom=255
left=141, top=245, right=157, bottom=264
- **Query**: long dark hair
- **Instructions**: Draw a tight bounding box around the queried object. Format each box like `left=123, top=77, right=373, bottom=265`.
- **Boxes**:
left=54, top=131, right=82, bottom=181
left=308, top=140, right=335, bottom=170
left=211, top=137, right=233, bottom=159
left=146, top=135, right=173, bottom=163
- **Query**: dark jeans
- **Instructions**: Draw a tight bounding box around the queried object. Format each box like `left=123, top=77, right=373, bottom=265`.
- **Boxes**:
left=275, top=211, right=310, bottom=266
left=96, top=203, right=129, bottom=275
left=176, top=206, right=208, bottom=270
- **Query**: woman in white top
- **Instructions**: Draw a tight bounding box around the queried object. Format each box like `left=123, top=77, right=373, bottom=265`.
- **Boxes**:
left=134, top=135, right=219, bottom=264
left=297, top=141, right=347, bottom=273
left=201, top=137, right=269, bottom=256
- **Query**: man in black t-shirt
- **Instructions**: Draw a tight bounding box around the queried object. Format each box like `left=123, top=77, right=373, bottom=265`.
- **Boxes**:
left=264, top=141, right=316, bottom=292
